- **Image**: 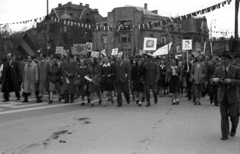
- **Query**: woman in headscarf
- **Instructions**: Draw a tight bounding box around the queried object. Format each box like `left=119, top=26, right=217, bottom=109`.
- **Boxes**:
left=22, top=56, right=38, bottom=103
left=86, top=57, right=102, bottom=107
left=48, top=58, right=61, bottom=104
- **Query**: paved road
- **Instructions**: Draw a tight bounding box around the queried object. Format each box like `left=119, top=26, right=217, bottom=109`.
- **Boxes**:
left=0, top=93, right=239, bottom=154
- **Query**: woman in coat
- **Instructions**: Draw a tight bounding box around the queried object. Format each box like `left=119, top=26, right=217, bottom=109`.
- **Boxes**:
left=101, top=56, right=115, bottom=106
left=48, top=59, right=61, bottom=104
left=22, top=56, right=39, bottom=103
left=166, top=59, right=182, bottom=105
left=131, top=59, right=145, bottom=106
left=77, top=59, right=89, bottom=106
left=86, top=58, right=102, bottom=107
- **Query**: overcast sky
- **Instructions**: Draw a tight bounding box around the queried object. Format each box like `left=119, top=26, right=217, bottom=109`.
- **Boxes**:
left=0, top=0, right=236, bottom=37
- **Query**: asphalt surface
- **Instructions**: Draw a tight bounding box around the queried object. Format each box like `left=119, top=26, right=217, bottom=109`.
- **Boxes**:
left=0, top=93, right=239, bottom=154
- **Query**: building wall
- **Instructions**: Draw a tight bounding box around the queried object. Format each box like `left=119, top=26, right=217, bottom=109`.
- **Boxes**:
left=93, top=7, right=209, bottom=57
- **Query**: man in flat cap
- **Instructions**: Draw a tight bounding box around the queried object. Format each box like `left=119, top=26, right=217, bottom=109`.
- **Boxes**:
left=211, top=51, right=240, bottom=140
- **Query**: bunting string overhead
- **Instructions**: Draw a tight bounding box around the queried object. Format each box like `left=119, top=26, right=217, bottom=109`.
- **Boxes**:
left=0, top=0, right=234, bottom=32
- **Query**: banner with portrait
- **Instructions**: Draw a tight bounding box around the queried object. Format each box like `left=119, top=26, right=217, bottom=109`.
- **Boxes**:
left=143, top=37, right=157, bottom=51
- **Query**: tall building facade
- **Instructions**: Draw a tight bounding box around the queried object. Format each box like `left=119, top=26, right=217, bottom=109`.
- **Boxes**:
left=93, top=4, right=183, bottom=57
left=93, top=4, right=209, bottom=57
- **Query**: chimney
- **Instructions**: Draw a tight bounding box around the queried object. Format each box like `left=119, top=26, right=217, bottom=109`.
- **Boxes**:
left=80, top=3, right=82, bottom=6
left=58, top=3, right=62, bottom=7
left=86, top=4, right=89, bottom=8
left=94, top=9, right=98, bottom=12
left=151, top=10, right=158, bottom=14
left=68, top=2, right=72, bottom=5
left=144, top=3, right=147, bottom=10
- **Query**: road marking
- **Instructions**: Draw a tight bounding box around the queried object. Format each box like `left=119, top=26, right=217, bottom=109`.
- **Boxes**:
left=0, top=102, right=80, bottom=115
left=0, top=102, right=47, bottom=108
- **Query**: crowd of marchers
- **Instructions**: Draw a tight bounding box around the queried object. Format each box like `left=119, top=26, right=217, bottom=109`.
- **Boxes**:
left=1, top=50, right=240, bottom=140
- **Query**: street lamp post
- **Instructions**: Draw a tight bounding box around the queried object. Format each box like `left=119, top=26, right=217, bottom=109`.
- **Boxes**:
left=235, top=0, right=239, bottom=39
left=47, top=0, right=50, bottom=57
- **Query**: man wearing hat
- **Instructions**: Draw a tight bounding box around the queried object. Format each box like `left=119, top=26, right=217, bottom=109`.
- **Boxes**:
left=144, top=53, right=160, bottom=107
left=211, top=50, right=240, bottom=140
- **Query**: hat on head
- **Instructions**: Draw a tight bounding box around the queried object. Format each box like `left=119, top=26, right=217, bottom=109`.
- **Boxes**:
left=221, top=50, right=234, bottom=59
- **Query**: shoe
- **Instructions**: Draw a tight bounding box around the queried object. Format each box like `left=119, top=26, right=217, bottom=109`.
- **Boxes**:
left=36, top=99, right=42, bottom=103
left=127, top=100, right=130, bottom=104
left=17, top=97, right=20, bottom=101
left=221, top=136, right=228, bottom=140
left=198, top=102, right=201, bottom=105
left=102, top=104, right=106, bottom=107
left=172, top=102, right=176, bottom=105
left=117, top=104, right=122, bottom=107
left=176, top=101, right=179, bottom=105
left=99, top=99, right=102, bottom=105
left=48, top=100, right=53, bottom=104
left=215, top=104, right=219, bottom=106
left=138, top=103, right=142, bottom=107
left=210, top=100, right=213, bottom=104
left=91, top=103, right=94, bottom=107
left=111, top=99, right=114, bottom=104
left=194, top=102, right=197, bottom=105
left=58, top=98, right=62, bottom=102
left=154, top=99, right=158, bottom=104
left=230, top=129, right=236, bottom=137
left=22, top=100, right=28, bottom=103
left=3, top=99, right=9, bottom=102
left=146, top=102, right=150, bottom=107
left=136, top=100, right=139, bottom=104
left=64, top=101, right=69, bottom=104
left=80, top=103, right=85, bottom=106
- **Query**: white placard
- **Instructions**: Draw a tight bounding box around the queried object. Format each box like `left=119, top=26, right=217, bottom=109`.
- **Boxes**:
left=182, top=39, right=192, bottom=50
left=139, top=50, right=146, bottom=55
left=111, top=48, right=118, bottom=55
left=143, top=37, right=157, bottom=51
left=56, top=47, right=64, bottom=54
left=86, top=42, right=93, bottom=51
left=118, top=52, right=123, bottom=56
left=91, top=51, right=100, bottom=57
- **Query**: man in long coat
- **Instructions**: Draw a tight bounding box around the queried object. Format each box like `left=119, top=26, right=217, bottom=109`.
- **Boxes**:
left=144, top=54, right=160, bottom=107
left=114, top=55, right=131, bottom=107
left=1, top=53, right=22, bottom=102
left=22, top=56, right=39, bottom=102
left=61, top=54, right=77, bottom=103
left=37, top=54, right=50, bottom=102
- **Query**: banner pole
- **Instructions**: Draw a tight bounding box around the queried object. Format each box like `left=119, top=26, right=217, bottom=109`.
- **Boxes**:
left=187, top=50, right=189, bottom=71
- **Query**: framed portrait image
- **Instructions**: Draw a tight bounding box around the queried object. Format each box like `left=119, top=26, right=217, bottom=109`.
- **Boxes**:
left=86, top=42, right=93, bottom=51
left=73, top=44, right=86, bottom=55
left=182, top=39, right=192, bottom=50
left=143, top=37, right=157, bottom=51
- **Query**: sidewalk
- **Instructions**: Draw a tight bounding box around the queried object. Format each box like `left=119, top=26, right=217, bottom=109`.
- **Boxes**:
left=0, top=96, right=239, bottom=154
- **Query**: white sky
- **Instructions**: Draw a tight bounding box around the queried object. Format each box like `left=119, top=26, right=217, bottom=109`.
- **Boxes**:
left=0, top=0, right=236, bottom=37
